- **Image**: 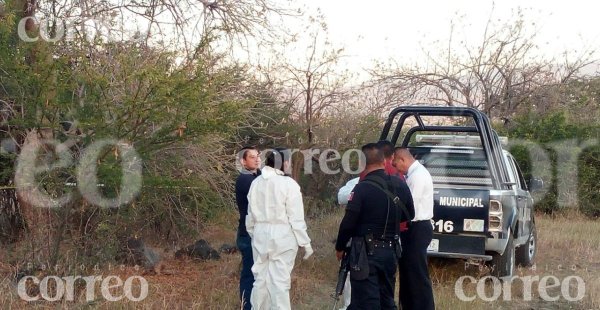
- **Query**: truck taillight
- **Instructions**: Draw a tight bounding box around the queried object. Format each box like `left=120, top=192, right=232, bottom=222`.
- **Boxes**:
left=489, top=199, right=503, bottom=232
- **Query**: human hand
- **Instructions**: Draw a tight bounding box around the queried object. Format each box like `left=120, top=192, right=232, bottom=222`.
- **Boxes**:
left=303, top=244, right=314, bottom=260
left=336, top=250, right=344, bottom=261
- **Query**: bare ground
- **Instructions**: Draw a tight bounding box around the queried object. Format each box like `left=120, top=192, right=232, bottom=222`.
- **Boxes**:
left=1, top=210, right=599, bottom=309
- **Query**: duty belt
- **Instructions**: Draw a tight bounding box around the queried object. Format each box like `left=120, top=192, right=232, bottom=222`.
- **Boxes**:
left=372, top=239, right=394, bottom=248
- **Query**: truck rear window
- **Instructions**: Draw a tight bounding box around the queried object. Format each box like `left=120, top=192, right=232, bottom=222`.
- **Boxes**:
left=413, top=147, right=492, bottom=187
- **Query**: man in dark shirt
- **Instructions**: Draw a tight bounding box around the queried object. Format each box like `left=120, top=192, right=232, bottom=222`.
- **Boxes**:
left=235, top=146, right=261, bottom=310
left=377, top=140, right=404, bottom=180
left=335, top=143, right=415, bottom=309
left=358, top=140, right=404, bottom=181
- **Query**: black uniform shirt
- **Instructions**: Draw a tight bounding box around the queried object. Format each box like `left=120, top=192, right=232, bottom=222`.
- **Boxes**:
left=235, top=169, right=261, bottom=237
left=335, top=169, right=415, bottom=251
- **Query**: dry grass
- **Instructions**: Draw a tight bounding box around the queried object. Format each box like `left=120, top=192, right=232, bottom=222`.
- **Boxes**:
left=1, top=210, right=599, bottom=309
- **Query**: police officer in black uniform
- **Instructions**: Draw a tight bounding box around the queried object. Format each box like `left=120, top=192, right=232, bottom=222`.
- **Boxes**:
left=335, top=143, right=415, bottom=309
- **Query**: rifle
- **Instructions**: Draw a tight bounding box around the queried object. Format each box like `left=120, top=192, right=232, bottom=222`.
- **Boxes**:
left=332, top=248, right=350, bottom=310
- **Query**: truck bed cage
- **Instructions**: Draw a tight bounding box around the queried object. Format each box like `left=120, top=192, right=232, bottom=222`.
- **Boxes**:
left=378, top=106, right=511, bottom=189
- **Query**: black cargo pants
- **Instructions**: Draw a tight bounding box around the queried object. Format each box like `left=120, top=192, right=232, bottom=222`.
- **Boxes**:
left=349, top=246, right=398, bottom=310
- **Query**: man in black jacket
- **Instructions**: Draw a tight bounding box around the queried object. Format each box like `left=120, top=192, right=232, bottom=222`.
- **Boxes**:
left=235, top=146, right=261, bottom=310
left=335, top=143, right=415, bottom=309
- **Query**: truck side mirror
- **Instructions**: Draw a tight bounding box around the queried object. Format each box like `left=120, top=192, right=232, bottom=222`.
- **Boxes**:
left=528, top=177, right=544, bottom=192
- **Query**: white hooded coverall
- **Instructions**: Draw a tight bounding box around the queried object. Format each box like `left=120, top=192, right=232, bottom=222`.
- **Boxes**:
left=246, top=166, right=311, bottom=310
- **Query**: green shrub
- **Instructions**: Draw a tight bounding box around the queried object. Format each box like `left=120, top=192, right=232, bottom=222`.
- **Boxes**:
left=501, top=111, right=600, bottom=217
left=578, top=146, right=600, bottom=217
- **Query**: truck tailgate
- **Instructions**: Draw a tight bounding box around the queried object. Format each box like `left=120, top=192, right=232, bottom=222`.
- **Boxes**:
left=432, top=188, right=489, bottom=235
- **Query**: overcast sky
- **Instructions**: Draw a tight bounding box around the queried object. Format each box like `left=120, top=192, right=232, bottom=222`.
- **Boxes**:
left=293, top=0, right=600, bottom=74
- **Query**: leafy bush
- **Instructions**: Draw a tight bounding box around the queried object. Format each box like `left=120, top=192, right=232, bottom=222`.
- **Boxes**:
left=578, top=146, right=600, bottom=217
left=501, top=111, right=600, bottom=217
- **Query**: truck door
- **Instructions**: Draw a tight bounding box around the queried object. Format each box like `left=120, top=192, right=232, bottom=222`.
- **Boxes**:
left=507, top=155, right=532, bottom=241
left=510, top=156, right=534, bottom=240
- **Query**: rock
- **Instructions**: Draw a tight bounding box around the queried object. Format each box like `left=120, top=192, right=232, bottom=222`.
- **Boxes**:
left=175, top=239, right=220, bottom=260
left=119, top=237, right=163, bottom=274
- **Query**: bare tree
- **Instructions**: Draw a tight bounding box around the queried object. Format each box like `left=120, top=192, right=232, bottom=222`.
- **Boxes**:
left=257, top=22, right=353, bottom=180
left=373, top=8, right=597, bottom=118
left=271, top=25, right=351, bottom=143
left=9, top=0, right=298, bottom=60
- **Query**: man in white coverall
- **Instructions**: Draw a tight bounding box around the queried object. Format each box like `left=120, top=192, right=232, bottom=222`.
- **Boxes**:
left=246, top=148, right=314, bottom=310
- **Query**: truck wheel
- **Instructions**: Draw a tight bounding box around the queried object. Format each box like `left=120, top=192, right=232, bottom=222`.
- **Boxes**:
left=516, top=221, right=537, bottom=267
left=489, top=233, right=515, bottom=279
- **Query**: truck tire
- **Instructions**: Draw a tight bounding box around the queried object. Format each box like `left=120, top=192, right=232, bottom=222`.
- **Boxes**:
left=489, top=233, right=515, bottom=279
left=516, top=221, right=537, bottom=267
